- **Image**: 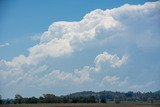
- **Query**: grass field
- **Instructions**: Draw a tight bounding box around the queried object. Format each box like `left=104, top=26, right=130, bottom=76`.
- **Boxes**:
left=0, top=104, right=160, bottom=107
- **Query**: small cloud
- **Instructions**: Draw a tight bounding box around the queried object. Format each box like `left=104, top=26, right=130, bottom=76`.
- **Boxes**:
left=129, top=81, right=155, bottom=90
left=0, top=43, right=10, bottom=48
left=31, top=34, right=41, bottom=41
left=94, top=52, right=128, bottom=72
left=102, top=75, right=120, bottom=85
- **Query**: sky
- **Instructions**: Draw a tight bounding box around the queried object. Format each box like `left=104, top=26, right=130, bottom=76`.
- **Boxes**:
left=0, top=0, right=160, bottom=98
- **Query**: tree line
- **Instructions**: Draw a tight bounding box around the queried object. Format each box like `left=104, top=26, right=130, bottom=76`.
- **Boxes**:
left=1, top=90, right=160, bottom=104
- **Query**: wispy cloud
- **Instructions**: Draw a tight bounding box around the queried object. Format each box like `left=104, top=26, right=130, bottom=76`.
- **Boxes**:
left=31, top=33, right=42, bottom=41
left=0, top=43, right=9, bottom=48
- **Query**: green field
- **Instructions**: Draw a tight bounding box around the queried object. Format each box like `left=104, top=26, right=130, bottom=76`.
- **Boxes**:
left=0, top=104, right=160, bottom=107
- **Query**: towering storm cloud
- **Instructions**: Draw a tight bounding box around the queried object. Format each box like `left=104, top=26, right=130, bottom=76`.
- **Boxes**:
left=0, top=1, right=160, bottom=98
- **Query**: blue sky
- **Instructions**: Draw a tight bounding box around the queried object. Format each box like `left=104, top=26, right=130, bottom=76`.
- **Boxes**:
left=0, top=0, right=160, bottom=98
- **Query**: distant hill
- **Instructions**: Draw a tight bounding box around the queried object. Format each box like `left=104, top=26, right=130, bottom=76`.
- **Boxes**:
left=66, top=90, right=160, bottom=103
left=68, top=91, right=96, bottom=97
left=1, top=90, right=160, bottom=104
left=154, top=90, right=160, bottom=94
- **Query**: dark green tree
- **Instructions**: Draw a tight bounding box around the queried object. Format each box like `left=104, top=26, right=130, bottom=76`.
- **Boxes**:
left=43, top=94, right=56, bottom=103
left=115, top=99, right=121, bottom=104
left=14, top=94, right=23, bottom=104
left=100, top=95, right=106, bottom=103
left=38, top=96, right=44, bottom=103
left=86, top=96, right=96, bottom=103
left=0, top=95, right=2, bottom=104
left=100, top=98, right=106, bottom=103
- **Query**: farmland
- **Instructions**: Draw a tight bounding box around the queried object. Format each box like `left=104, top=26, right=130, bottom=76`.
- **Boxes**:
left=0, top=104, right=160, bottom=107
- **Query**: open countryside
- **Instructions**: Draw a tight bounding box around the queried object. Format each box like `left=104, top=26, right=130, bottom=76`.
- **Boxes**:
left=1, top=0, right=160, bottom=107
left=0, top=104, right=160, bottom=107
